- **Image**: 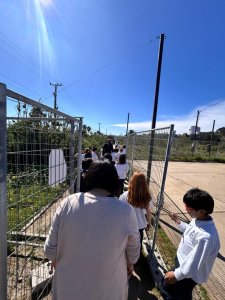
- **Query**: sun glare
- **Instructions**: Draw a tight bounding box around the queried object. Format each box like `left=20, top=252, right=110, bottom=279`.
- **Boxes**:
left=39, top=0, right=53, bottom=7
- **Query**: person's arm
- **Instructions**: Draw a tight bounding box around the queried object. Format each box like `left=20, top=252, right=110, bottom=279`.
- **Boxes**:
left=170, top=213, right=188, bottom=232
left=125, top=207, right=140, bottom=265
left=44, top=200, right=66, bottom=265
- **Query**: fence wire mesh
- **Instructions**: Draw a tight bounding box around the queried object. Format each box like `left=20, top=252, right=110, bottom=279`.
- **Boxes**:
left=1, top=83, right=82, bottom=300
left=125, top=129, right=225, bottom=300
left=123, top=126, right=174, bottom=249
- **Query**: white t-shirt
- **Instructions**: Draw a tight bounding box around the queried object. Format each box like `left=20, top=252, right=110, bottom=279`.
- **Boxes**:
left=119, top=191, right=152, bottom=229
left=91, top=152, right=99, bottom=161
left=115, top=163, right=129, bottom=180
left=174, top=218, right=220, bottom=283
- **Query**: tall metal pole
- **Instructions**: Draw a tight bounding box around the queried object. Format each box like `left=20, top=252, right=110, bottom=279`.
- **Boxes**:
left=125, top=112, right=130, bottom=150
left=76, top=118, right=83, bottom=192
left=0, top=82, right=7, bottom=300
left=147, top=34, right=165, bottom=185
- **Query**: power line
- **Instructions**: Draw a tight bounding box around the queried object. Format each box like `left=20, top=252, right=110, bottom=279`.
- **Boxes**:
left=200, top=98, right=225, bottom=112
left=0, top=30, right=57, bottom=83
left=57, top=38, right=157, bottom=94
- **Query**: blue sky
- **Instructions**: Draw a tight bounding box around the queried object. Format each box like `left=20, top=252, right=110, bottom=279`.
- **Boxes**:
left=1, top=0, right=225, bottom=135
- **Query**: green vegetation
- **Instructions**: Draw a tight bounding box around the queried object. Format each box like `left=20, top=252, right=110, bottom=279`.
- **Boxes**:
left=7, top=174, right=64, bottom=232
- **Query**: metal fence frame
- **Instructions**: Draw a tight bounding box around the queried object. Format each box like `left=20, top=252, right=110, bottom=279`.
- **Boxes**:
left=0, top=82, right=83, bottom=300
left=124, top=124, right=174, bottom=253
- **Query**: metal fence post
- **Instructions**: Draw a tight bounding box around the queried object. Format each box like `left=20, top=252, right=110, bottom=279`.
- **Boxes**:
left=70, top=121, right=75, bottom=194
left=151, top=124, right=174, bottom=254
left=0, top=82, right=7, bottom=300
left=76, top=118, right=83, bottom=192
left=130, top=133, right=136, bottom=177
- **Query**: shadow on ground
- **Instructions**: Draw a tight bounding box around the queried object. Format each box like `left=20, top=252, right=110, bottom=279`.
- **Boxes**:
left=128, top=255, right=159, bottom=300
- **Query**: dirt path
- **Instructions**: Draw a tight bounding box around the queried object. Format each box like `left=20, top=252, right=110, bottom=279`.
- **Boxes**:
left=128, top=256, right=160, bottom=300
left=134, top=160, right=225, bottom=300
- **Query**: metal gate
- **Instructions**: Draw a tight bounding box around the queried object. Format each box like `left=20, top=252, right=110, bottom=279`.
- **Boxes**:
left=0, top=82, right=83, bottom=300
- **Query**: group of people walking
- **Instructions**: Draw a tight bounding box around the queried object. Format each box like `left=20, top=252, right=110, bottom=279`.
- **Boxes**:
left=76, top=139, right=129, bottom=195
left=45, top=139, right=220, bottom=300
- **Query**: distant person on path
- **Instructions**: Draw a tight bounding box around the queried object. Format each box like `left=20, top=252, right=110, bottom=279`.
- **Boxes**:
left=44, top=162, right=140, bottom=300
left=160, top=188, right=220, bottom=300
left=115, top=154, right=129, bottom=195
left=102, top=139, right=113, bottom=155
left=115, top=140, right=120, bottom=149
left=91, top=146, right=99, bottom=161
left=119, top=172, right=152, bottom=257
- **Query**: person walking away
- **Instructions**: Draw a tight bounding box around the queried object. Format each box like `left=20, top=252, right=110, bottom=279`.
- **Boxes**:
left=91, top=147, right=99, bottom=161
left=115, top=154, right=129, bottom=195
left=102, top=139, right=113, bottom=155
left=160, top=188, right=220, bottom=300
left=120, top=172, right=152, bottom=257
left=44, top=162, right=140, bottom=300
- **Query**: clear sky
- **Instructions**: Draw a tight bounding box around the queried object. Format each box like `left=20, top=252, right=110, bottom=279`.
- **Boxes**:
left=1, top=0, right=225, bottom=135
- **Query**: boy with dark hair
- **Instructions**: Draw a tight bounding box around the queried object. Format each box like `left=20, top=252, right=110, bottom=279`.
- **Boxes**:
left=160, top=188, right=220, bottom=300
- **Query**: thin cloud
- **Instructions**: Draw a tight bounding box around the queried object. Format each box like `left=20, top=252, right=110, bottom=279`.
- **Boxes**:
left=112, top=101, right=225, bottom=134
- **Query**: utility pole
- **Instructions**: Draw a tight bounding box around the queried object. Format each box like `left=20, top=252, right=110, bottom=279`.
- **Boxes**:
left=194, top=110, right=200, bottom=140
left=208, top=120, right=215, bottom=157
left=192, top=110, right=200, bottom=153
left=125, top=113, right=130, bottom=150
left=98, top=123, right=101, bottom=134
left=50, top=82, right=62, bottom=119
left=147, top=33, right=165, bottom=185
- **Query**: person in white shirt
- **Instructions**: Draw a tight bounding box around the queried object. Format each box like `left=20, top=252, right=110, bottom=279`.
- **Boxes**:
left=119, top=172, right=152, bottom=257
left=115, top=154, right=129, bottom=195
left=122, top=145, right=126, bottom=155
left=91, top=147, right=99, bottom=161
left=160, top=188, right=220, bottom=300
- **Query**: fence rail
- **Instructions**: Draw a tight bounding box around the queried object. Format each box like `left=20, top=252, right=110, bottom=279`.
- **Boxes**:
left=0, top=82, right=83, bottom=300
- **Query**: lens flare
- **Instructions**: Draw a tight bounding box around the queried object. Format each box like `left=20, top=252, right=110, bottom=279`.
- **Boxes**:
left=24, top=0, right=57, bottom=78
left=39, top=0, right=53, bottom=7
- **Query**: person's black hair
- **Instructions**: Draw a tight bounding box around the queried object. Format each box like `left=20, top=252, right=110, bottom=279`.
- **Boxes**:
left=84, top=162, right=119, bottom=195
left=183, top=188, right=214, bottom=214
left=82, top=158, right=93, bottom=172
left=84, top=152, right=92, bottom=159
left=118, top=154, right=126, bottom=164
left=104, top=153, right=112, bottom=162
left=92, top=147, right=97, bottom=151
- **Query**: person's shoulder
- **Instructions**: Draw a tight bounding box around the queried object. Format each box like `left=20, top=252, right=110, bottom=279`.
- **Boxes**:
left=119, top=191, right=128, bottom=201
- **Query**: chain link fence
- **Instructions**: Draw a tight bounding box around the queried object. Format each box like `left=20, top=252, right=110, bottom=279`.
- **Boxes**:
left=0, top=82, right=83, bottom=300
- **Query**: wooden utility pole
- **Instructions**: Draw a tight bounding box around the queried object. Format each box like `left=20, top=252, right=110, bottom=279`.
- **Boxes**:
left=98, top=123, right=101, bottom=134
left=194, top=110, right=200, bottom=140
left=50, top=82, right=62, bottom=119
left=147, top=34, right=165, bottom=185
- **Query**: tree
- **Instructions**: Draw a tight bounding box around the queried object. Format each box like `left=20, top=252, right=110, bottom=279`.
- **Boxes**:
left=216, top=127, right=225, bottom=136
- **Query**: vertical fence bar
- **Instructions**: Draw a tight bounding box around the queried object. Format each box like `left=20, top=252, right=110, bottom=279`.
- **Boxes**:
left=76, top=118, right=83, bottom=192
left=0, top=82, right=7, bottom=300
left=130, top=133, right=136, bottom=177
left=151, top=124, right=174, bottom=254
left=70, top=121, right=75, bottom=194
